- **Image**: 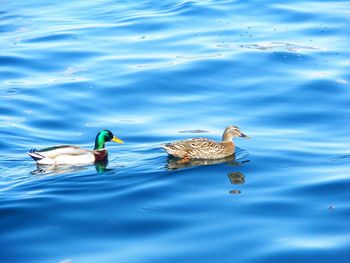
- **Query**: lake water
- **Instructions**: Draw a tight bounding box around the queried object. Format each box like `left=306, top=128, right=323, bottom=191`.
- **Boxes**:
left=1, top=0, right=350, bottom=262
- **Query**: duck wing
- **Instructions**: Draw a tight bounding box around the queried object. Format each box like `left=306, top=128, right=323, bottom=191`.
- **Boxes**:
left=163, top=138, right=219, bottom=158
left=29, top=145, right=90, bottom=159
left=186, top=138, right=222, bottom=157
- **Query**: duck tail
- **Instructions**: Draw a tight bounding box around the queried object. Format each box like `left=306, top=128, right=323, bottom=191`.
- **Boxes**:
left=162, top=144, right=186, bottom=158
left=28, top=149, right=45, bottom=161
left=162, top=144, right=175, bottom=152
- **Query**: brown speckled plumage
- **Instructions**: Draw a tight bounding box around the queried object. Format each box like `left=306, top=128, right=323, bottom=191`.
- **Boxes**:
left=162, top=125, right=247, bottom=160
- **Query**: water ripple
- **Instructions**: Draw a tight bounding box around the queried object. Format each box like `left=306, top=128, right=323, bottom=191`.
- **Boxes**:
left=1, top=0, right=350, bottom=262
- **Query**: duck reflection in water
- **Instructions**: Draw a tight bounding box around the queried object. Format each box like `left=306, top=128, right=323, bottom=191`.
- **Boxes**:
left=30, top=160, right=110, bottom=176
left=166, top=154, right=249, bottom=170
left=227, top=171, right=245, bottom=195
left=166, top=155, right=248, bottom=195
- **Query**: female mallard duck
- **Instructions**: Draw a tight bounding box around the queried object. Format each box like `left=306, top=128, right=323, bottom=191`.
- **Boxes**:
left=162, top=125, right=248, bottom=160
left=28, top=130, right=123, bottom=165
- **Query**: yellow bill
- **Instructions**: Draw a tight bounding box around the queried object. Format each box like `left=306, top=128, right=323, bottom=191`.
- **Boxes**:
left=112, top=136, right=124, bottom=144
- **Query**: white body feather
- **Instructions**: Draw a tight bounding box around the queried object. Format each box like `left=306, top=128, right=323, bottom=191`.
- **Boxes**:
left=28, top=145, right=95, bottom=165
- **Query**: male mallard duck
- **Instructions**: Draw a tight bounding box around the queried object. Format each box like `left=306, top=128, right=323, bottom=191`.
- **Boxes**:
left=28, top=130, right=123, bottom=165
left=162, top=125, right=248, bottom=160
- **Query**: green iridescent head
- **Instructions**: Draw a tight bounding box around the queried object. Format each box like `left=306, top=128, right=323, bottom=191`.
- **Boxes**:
left=94, top=129, right=124, bottom=150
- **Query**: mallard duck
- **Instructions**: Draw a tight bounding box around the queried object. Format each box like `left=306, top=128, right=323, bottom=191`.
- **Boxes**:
left=162, top=125, right=248, bottom=160
left=28, top=130, right=123, bottom=165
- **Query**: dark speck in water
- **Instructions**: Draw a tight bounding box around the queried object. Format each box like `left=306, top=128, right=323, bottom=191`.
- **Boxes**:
left=229, top=190, right=242, bottom=195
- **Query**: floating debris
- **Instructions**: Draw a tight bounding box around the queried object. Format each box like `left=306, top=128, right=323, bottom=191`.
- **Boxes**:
left=240, top=42, right=318, bottom=52
left=176, top=54, right=222, bottom=60
left=64, top=67, right=87, bottom=76
left=178, top=129, right=209, bottom=134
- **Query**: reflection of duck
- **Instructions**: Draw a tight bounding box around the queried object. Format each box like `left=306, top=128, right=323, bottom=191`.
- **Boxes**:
left=31, top=161, right=109, bottom=176
left=31, top=164, right=87, bottom=176
left=162, top=126, right=248, bottom=160
left=28, top=130, right=123, bottom=165
left=227, top=172, right=246, bottom=195
left=166, top=155, right=239, bottom=170
left=227, top=172, right=245, bottom=185
left=94, top=161, right=109, bottom=173
left=166, top=157, right=247, bottom=195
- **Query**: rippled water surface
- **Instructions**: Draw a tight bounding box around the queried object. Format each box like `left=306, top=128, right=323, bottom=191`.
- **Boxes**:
left=1, top=0, right=350, bottom=262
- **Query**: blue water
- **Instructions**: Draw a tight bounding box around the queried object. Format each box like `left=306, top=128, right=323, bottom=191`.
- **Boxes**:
left=1, top=0, right=350, bottom=262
